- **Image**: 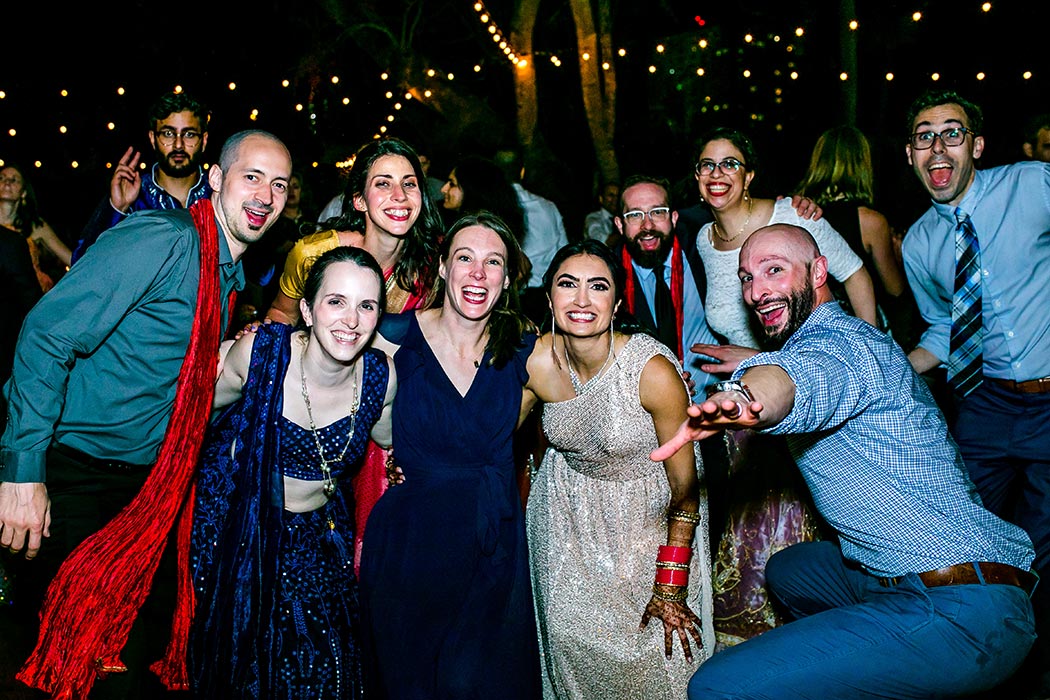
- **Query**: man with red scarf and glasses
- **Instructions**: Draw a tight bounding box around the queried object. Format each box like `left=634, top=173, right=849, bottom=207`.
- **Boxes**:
left=0, top=130, right=292, bottom=699
left=612, top=174, right=819, bottom=542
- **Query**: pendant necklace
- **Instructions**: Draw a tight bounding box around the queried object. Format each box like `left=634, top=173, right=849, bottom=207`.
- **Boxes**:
left=300, top=343, right=359, bottom=498
left=564, top=331, right=616, bottom=396
left=712, top=193, right=753, bottom=243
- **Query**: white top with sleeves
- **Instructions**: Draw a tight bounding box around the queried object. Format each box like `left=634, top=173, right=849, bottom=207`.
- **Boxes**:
left=697, top=197, right=864, bottom=347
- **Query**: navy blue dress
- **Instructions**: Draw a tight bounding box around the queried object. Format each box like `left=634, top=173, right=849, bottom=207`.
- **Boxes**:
left=359, top=312, right=540, bottom=699
left=190, top=323, right=388, bottom=699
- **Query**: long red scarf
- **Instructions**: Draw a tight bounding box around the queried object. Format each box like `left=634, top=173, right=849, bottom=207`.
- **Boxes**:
left=17, top=200, right=224, bottom=698
left=622, top=237, right=684, bottom=359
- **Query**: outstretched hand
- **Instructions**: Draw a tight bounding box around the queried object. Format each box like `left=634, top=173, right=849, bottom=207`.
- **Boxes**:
left=691, top=343, right=758, bottom=376
left=649, top=394, right=764, bottom=462
left=639, top=594, right=705, bottom=663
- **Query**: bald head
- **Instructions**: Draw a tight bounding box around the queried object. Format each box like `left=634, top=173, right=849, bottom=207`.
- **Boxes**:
left=739, top=224, right=832, bottom=347
left=741, top=224, right=820, bottom=266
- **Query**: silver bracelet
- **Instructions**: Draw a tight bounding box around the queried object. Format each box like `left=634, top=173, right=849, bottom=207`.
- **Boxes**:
left=709, top=380, right=755, bottom=404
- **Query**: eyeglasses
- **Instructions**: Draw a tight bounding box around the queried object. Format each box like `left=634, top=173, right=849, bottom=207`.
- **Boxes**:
left=909, top=127, right=974, bottom=150
left=622, top=207, right=671, bottom=225
left=154, top=128, right=203, bottom=147
left=695, top=157, right=746, bottom=176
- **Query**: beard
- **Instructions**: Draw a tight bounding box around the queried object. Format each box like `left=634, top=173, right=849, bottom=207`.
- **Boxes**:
left=753, top=278, right=816, bottom=349
left=157, top=149, right=202, bottom=179
left=623, top=229, right=672, bottom=269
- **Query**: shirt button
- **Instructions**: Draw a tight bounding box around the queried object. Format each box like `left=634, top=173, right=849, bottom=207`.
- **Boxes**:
left=993, top=300, right=1001, bottom=309
left=1007, top=331, right=1015, bottom=338
left=983, top=270, right=989, bottom=277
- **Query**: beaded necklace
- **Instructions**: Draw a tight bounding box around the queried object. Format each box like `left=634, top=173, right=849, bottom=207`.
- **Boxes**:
left=299, top=342, right=359, bottom=497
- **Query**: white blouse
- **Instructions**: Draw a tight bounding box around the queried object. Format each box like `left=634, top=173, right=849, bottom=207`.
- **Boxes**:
left=697, top=197, right=864, bottom=348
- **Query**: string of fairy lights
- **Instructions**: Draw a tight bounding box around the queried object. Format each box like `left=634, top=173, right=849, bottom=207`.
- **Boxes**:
left=0, top=1, right=1037, bottom=174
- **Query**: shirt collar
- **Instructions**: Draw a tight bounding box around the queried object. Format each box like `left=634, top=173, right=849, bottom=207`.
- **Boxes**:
left=145, top=163, right=208, bottom=198
left=215, top=215, right=245, bottom=290
left=782, top=301, right=842, bottom=349
left=930, top=168, right=985, bottom=223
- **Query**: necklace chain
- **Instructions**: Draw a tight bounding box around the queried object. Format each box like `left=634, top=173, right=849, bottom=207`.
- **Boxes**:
left=712, top=194, right=754, bottom=243
left=564, top=332, right=616, bottom=396
left=299, top=343, right=359, bottom=498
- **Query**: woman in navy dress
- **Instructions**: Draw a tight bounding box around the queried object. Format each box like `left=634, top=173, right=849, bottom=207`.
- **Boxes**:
left=359, top=212, right=540, bottom=699
left=190, top=246, right=396, bottom=698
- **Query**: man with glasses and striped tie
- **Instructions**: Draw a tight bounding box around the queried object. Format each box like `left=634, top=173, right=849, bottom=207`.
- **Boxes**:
left=902, top=88, right=1050, bottom=699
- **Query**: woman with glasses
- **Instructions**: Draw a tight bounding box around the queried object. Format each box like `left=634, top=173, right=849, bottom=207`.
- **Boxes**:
left=690, top=127, right=875, bottom=649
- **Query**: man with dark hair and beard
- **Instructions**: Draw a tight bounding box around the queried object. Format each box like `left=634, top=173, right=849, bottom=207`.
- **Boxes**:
left=652, top=223, right=1038, bottom=700
left=71, top=91, right=213, bottom=263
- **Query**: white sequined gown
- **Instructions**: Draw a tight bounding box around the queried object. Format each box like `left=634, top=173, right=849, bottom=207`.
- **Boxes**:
left=527, top=333, right=715, bottom=699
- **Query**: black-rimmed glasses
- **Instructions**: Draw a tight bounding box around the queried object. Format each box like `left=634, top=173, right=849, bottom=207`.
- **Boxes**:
left=909, top=127, right=974, bottom=150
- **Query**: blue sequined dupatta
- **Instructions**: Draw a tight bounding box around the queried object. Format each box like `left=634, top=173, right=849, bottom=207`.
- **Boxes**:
left=189, top=323, right=290, bottom=697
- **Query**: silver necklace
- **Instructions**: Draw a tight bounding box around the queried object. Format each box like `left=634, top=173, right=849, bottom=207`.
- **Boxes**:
left=564, top=332, right=615, bottom=396
left=299, top=343, right=359, bottom=498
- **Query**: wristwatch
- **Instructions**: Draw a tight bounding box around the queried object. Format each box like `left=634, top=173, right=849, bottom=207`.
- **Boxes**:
left=708, top=380, right=755, bottom=403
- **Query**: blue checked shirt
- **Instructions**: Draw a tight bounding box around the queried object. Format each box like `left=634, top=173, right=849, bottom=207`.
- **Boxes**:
left=734, top=302, right=1034, bottom=577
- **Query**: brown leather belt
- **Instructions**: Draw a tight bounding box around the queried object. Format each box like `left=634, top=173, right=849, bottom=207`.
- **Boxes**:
left=989, top=376, right=1050, bottom=394
left=879, top=562, right=1038, bottom=596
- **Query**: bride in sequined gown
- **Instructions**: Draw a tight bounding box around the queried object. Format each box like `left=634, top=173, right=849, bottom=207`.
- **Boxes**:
left=523, top=241, right=715, bottom=699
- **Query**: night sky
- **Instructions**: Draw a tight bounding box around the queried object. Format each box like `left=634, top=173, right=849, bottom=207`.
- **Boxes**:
left=3, top=0, right=1045, bottom=240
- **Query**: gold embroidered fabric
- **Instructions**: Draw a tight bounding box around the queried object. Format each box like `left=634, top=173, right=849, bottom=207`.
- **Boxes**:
left=527, top=333, right=715, bottom=699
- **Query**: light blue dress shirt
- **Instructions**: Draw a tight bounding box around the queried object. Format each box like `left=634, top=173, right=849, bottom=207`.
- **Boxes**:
left=903, top=162, right=1050, bottom=381
left=631, top=256, right=720, bottom=392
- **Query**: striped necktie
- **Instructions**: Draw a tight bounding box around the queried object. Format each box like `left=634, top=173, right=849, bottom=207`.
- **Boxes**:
left=948, top=208, right=983, bottom=397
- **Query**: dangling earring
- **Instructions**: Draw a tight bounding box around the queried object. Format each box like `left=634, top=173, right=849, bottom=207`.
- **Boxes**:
left=549, top=311, right=561, bottom=369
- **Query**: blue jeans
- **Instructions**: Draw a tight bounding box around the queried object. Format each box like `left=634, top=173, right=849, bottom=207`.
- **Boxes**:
left=687, top=541, right=1036, bottom=699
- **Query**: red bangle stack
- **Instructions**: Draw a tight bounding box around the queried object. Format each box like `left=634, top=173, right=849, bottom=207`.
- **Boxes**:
left=653, top=545, right=692, bottom=602
left=657, top=545, right=692, bottom=564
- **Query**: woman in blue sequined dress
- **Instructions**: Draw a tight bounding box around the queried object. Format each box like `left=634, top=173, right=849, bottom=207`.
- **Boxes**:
left=190, top=246, right=396, bottom=698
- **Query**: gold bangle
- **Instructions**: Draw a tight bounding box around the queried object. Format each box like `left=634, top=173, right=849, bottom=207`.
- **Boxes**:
left=655, top=561, right=690, bottom=571
left=668, top=509, right=701, bottom=525
left=651, top=585, right=689, bottom=602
